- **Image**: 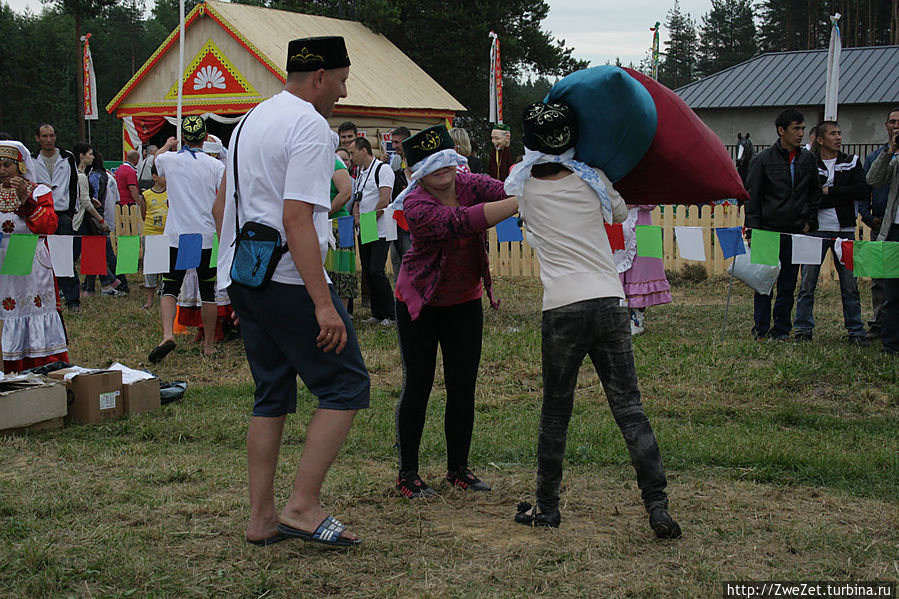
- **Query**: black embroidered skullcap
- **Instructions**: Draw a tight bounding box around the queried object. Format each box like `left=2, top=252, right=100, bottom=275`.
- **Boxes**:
left=181, top=115, right=207, bottom=143
left=522, top=101, right=577, bottom=155
left=286, top=36, right=351, bottom=72
left=402, top=125, right=455, bottom=167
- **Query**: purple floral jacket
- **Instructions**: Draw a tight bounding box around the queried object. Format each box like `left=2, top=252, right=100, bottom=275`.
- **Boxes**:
left=395, top=172, right=510, bottom=320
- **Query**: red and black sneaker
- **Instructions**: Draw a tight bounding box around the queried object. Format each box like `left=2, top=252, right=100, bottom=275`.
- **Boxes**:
left=446, top=468, right=491, bottom=492
left=395, top=472, right=438, bottom=498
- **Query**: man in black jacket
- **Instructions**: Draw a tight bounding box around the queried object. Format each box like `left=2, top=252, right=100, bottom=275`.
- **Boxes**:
left=793, top=121, right=869, bottom=345
left=745, top=108, right=821, bottom=340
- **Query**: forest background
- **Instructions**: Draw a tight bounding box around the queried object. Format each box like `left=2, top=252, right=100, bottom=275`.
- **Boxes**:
left=0, top=0, right=896, bottom=161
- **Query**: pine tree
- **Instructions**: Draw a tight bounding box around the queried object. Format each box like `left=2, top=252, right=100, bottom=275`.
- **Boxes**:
left=696, top=0, right=757, bottom=77
left=658, top=0, right=698, bottom=89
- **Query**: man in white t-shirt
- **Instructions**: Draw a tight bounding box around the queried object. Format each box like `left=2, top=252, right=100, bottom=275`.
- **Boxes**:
left=794, top=121, right=869, bottom=345
left=212, top=35, right=367, bottom=548
left=349, top=136, right=396, bottom=322
left=148, top=115, right=225, bottom=362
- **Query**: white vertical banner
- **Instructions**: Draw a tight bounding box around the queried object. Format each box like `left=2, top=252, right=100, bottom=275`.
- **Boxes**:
left=382, top=208, right=398, bottom=242
left=176, top=0, right=185, bottom=145
left=824, top=13, right=841, bottom=121
left=488, top=31, right=502, bottom=124
left=81, top=33, right=98, bottom=120
left=46, top=235, right=74, bottom=277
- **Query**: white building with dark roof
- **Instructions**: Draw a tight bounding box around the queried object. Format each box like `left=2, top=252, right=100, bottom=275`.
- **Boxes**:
left=675, top=46, right=899, bottom=156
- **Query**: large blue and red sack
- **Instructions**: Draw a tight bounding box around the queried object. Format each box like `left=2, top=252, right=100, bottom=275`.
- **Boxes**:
left=545, top=66, right=748, bottom=205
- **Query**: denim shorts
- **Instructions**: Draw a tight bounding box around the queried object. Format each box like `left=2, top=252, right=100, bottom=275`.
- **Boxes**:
left=229, top=282, right=370, bottom=416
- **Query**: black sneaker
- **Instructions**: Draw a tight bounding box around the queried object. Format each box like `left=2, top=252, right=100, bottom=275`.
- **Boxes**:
left=793, top=332, right=813, bottom=342
left=649, top=507, right=682, bottom=539
left=395, top=472, right=437, bottom=498
left=446, top=468, right=491, bottom=492
left=514, top=501, right=561, bottom=528
left=848, top=336, right=871, bottom=347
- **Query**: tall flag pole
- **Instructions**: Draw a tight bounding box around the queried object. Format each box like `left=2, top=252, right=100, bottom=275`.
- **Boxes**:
left=176, top=0, right=186, bottom=146
left=81, top=33, right=98, bottom=144
left=650, top=22, right=661, bottom=81
left=488, top=31, right=503, bottom=124
left=824, top=13, right=841, bottom=121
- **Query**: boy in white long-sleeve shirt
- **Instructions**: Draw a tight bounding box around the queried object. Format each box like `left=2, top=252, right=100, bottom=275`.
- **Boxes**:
left=508, top=101, right=681, bottom=539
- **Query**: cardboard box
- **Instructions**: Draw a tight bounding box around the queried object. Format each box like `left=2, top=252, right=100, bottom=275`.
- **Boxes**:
left=0, top=375, right=67, bottom=434
left=122, top=377, right=160, bottom=414
left=49, top=368, right=123, bottom=424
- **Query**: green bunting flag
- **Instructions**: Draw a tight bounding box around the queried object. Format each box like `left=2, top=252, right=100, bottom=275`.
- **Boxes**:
left=115, top=236, right=140, bottom=275
left=0, top=234, right=39, bottom=276
left=635, top=225, right=663, bottom=259
left=210, top=233, right=219, bottom=267
left=854, top=240, right=899, bottom=278
left=360, top=212, right=378, bottom=244
left=749, top=230, right=779, bottom=266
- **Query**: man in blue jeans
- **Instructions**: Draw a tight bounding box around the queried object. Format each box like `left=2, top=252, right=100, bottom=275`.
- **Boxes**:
left=865, top=117, right=899, bottom=356
left=745, top=108, right=821, bottom=340
left=793, top=121, right=869, bottom=346
left=510, top=101, right=680, bottom=539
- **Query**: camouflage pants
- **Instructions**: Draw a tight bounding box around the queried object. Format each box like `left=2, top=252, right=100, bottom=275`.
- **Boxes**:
left=537, top=297, right=669, bottom=514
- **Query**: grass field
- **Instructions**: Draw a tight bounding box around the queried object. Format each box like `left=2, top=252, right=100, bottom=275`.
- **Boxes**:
left=1, top=275, right=897, bottom=598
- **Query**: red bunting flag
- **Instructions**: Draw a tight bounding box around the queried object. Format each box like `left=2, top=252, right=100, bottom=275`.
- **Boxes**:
left=605, top=222, right=625, bottom=251
left=840, top=240, right=853, bottom=271
left=393, top=209, right=408, bottom=231
left=80, top=236, right=107, bottom=275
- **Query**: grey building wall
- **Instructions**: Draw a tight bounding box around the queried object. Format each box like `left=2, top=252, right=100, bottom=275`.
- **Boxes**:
left=694, top=104, right=894, bottom=149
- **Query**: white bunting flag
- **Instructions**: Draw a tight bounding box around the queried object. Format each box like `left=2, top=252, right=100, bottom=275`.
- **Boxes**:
left=792, top=234, right=823, bottom=265
left=46, top=235, right=74, bottom=277
left=143, top=235, right=171, bottom=274
left=674, top=227, right=706, bottom=261
left=382, top=208, right=398, bottom=242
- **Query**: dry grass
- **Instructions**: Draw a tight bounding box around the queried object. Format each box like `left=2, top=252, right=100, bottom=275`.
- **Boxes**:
left=1, top=276, right=897, bottom=598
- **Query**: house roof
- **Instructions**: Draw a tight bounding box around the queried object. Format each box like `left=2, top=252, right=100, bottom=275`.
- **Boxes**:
left=107, top=0, right=464, bottom=115
left=675, top=45, right=899, bottom=109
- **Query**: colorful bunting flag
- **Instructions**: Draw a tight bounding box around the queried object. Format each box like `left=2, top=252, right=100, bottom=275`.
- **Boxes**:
left=115, top=236, right=140, bottom=275
left=359, top=212, right=378, bottom=244
left=749, top=230, right=779, bottom=266
left=0, top=234, right=38, bottom=275
left=143, top=235, right=170, bottom=274
left=80, top=236, right=107, bottom=275
left=605, top=222, right=625, bottom=251
left=382, top=208, right=398, bottom=242
left=791, top=235, right=823, bottom=265
left=714, top=227, right=745, bottom=260
left=209, top=232, right=219, bottom=267
left=838, top=239, right=853, bottom=270
left=338, top=216, right=354, bottom=248
left=635, top=225, right=662, bottom=258
left=393, top=209, right=408, bottom=231
left=175, top=234, right=202, bottom=269
left=46, top=235, right=74, bottom=277
left=496, top=216, right=523, bottom=242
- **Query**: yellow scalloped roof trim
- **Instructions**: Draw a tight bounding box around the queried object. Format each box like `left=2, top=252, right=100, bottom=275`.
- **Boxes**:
left=163, top=38, right=259, bottom=100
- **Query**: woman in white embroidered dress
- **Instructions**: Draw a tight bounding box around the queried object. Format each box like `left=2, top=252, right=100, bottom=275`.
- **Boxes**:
left=0, top=141, right=69, bottom=373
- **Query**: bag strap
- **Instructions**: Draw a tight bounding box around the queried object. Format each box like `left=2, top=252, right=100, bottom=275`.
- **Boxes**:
left=231, top=107, right=255, bottom=239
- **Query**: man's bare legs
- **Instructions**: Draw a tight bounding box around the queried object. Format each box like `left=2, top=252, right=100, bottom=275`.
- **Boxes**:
left=245, top=408, right=358, bottom=543
left=200, top=301, right=217, bottom=355
left=280, top=408, right=358, bottom=540
left=159, top=294, right=177, bottom=346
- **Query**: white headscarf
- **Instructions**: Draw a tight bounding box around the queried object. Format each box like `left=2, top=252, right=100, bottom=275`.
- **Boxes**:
left=387, top=148, right=468, bottom=211
left=504, top=147, right=614, bottom=224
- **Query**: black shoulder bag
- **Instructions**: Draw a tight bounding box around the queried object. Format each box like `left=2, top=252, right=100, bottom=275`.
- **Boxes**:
left=229, top=110, right=289, bottom=289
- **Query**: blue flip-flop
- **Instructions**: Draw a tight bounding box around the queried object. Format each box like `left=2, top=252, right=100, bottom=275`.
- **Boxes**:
left=277, top=515, right=361, bottom=548
left=246, top=531, right=288, bottom=547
